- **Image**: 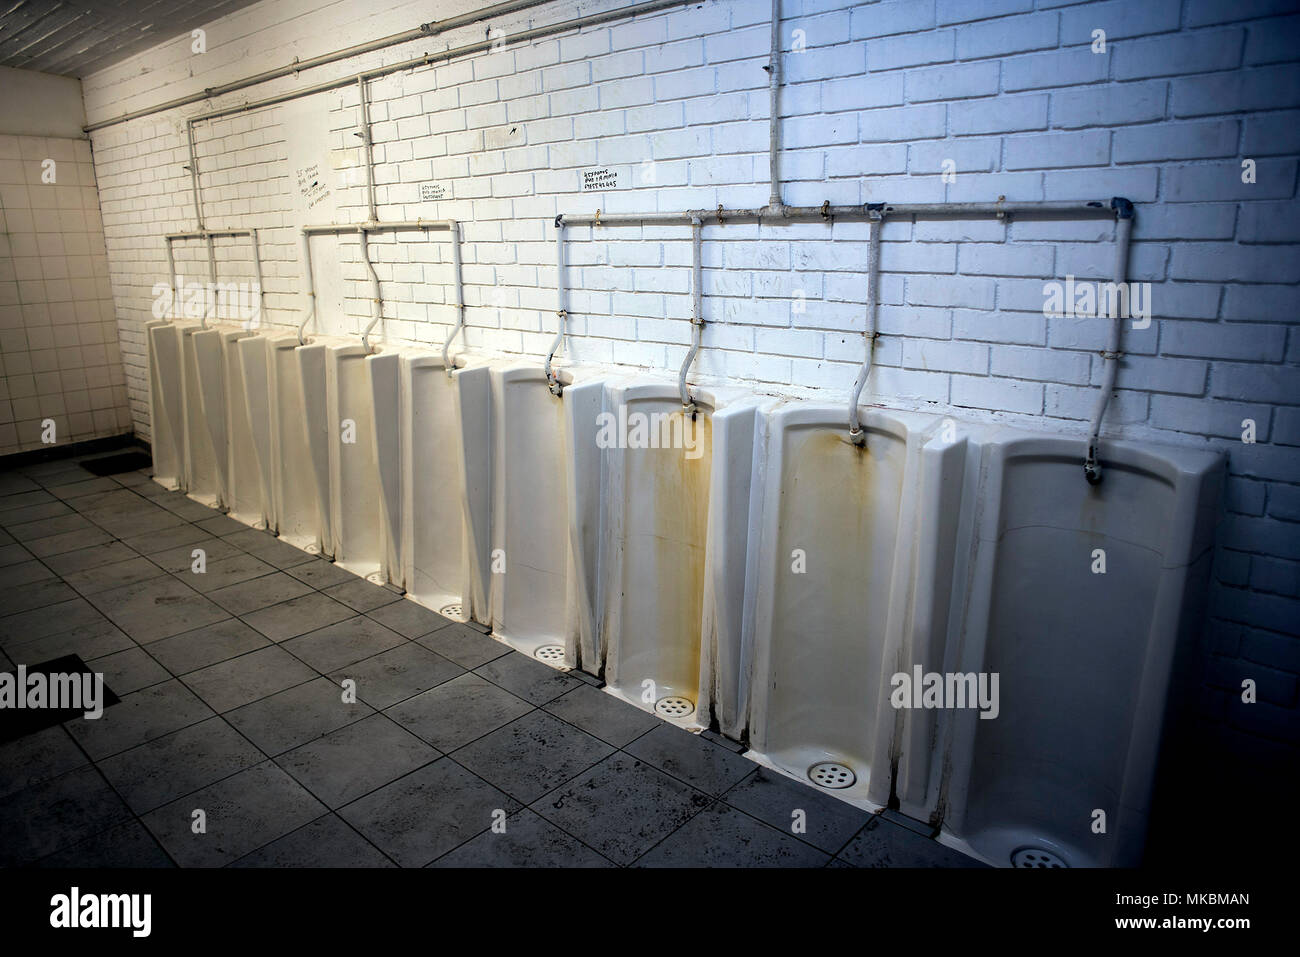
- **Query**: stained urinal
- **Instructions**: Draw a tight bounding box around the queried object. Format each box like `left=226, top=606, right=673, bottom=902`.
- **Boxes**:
left=323, top=339, right=386, bottom=581
left=485, top=363, right=610, bottom=665
left=597, top=378, right=755, bottom=727
left=179, top=323, right=224, bottom=508
left=742, top=406, right=965, bottom=811
left=403, top=354, right=487, bottom=622
left=937, top=432, right=1223, bottom=868
left=222, top=328, right=266, bottom=528
left=146, top=321, right=186, bottom=491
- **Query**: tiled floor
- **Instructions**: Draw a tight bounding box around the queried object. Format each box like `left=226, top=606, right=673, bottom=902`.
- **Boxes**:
left=0, top=447, right=982, bottom=868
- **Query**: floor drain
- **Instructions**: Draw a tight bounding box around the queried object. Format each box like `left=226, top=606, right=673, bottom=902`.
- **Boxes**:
left=534, top=644, right=565, bottom=663
left=655, top=696, right=694, bottom=718
left=1011, top=847, right=1068, bottom=868
left=439, top=603, right=462, bottom=619
left=808, top=761, right=856, bottom=789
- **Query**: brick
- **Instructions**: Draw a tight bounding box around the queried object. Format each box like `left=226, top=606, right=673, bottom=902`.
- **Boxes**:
left=1002, top=48, right=1111, bottom=92
left=951, top=374, right=1044, bottom=413
left=1004, top=130, right=1111, bottom=169
left=865, top=30, right=956, bottom=71
left=955, top=12, right=1060, bottom=60
left=904, top=61, right=1000, bottom=102
left=1052, top=82, right=1168, bottom=129
left=950, top=93, right=1049, bottom=135
left=1164, top=160, right=1298, bottom=203
left=1114, top=30, right=1245, bottom=81
left=1113, top=120, right=1240, bottom=164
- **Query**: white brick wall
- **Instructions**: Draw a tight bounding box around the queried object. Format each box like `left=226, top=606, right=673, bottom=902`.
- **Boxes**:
left=79, top=0, right=1299, bottom=779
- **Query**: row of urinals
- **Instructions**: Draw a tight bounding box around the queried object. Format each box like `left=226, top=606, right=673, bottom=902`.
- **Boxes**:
left=147, top=318, right=1223, bottom=868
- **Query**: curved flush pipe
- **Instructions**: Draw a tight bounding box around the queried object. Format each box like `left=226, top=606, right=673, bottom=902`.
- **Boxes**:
left=359, top=227, right=383, bottom=353
left=1083, top=197, right=1135, bottom=485
left=441, top=221, right=466, bottom=375
left=298, top=231, right=316, bottom=344
left=164, top=238, right=178, bottom=323
left=545, top=215, right=568, bottom=396
left=679, top=215, right=703, bottom=412
left=848, top=208, right=884, bottom=445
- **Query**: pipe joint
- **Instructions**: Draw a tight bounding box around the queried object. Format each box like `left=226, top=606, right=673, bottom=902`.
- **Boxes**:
left=1110, top=196, right=1135, bottom=219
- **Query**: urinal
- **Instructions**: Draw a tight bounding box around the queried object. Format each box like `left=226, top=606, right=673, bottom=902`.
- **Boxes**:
left=403, top=353, right=485, bottom=621
left=180, top=323, right=224, bottom=508
left=237, top=332, right=330, bottom=555
left=146, top=321, right=186, bottom=491
left=597, top=378, right=753, bottom=727
left=484, top=362, right=610, bottom=665
left=742, top=406, right=966, bottom=811
left=222, top=327, right=266, bottom=528
left=323, top=339, right=385, bottom=581
left=937, top=432, right=1223, bottom=868
left=367, top=348, right=404, bottom=589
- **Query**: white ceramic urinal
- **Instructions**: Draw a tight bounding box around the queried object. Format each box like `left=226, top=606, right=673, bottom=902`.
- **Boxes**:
left=486, top=363, right=609, bottom=664
left=324, top=340, right=384, bottom=580
left=597, top=378, right=750, bottom=727
left=146, top=321, right=186, bottom=491
left=222, top=328, right=265, bottom=528
left=180, top=324, right=223, bottom=508
left=367, top=347, right=404, bottom=589
left=938, top=432, right=1223, bottom=868
left=743, top=406, right=964, bottom=811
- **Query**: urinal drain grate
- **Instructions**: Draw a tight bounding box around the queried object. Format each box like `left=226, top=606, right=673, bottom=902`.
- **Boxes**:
left=808, top=761, right=856, bottom=789
left=655, top=696, right=695, bottom=718
left=1011, top=847, right=1068, bottom=869
left=534, top=645, right=565, bottom=663
left=439, top=603, right=462, bottom=619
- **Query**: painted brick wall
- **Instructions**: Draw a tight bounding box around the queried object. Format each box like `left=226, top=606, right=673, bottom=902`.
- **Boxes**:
left=79, top=0, right=1299, bottom=832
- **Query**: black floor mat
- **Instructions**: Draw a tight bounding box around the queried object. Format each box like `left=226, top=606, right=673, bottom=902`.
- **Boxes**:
left=79, top=451, right=152, bottom=476
left=0, top=655, right=120, bottom=744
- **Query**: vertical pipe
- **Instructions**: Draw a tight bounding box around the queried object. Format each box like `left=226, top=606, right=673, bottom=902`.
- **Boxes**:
left=442, top=221, right=466, bottom=374
left=203, top=232, right=217, bottom=329
left=164, top=237, right=178, bottom=322
left=186, top=120, right=204, bottom=230
left=767, top=0, right=782, bottom=213
left=848, top=213, right=883, bottom=444
left=1084, top=201, right=1135, bottom=485
left=360, top=227, right=383, bottom=352
left=358, top=76, right=378, bottom=223
left=298, top=231, right=316, bottom=344
left=545, top=216, right=567, bottom=396
left=248, top=228, right=266, bottom=329
left=679, top=215, right=704, bottom=411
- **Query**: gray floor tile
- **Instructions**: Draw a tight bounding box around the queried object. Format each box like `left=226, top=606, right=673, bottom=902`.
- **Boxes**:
left=26, top=526, right=114, bottom=557
left=531, top=752, right=711, bottom=866
left=283, top=557, right=356, bottom=590
left=4, top=617, right=134, bottom=664
left=181, top=645, right=317, bottom=712
left=51, top=476, right=122, bottom=500
left=0, top=474, right=40, bottom=496
left=429, top=808, right=613, bottom=868
left=0, top=575, right=79, bottom=614
left=225, top=676, right=374, bottom=755
left=163, top=499, right=222, bottom=521
left=63, top=555, right=167, bottom=595
left=366, top=599, right=453, bottom=639
left=66, top=678, right=215, bottom=760
left=193, top=514, right=247, bottom=536
left=122, top=523, right=213, bottom=556
left=97, top=716, right=265, bottom=814
left=281, top=615, right=406, bottom=673
left=453, top=710, right=615, bottom=804
left=723, top=766, right=873, bottom=854
left=34, top=819, right=175, bottom=868
left=141, top=761, right=327, bottom=867
left=0, top=725, right=89, bottom=800
left=228, top=813, right=394, bottom=868
left=86, top=646, right=171, bottom=695
left=416, top=621, right=511, bottom=668
left=1, top=501, right=75, bottom=528
left=206, top=570, right=312, bottom=615
left=0, top=558, right=57, bottom=588
left=328, top=642, right=464, bottom=710
left=624, top=723, right=757, bottom=796
left=837, top=816, right=987, bottom=868
left=339, top=758, right=521, bottom=867
left=324, top=577, right=403, bottom=613
left=40, top=540, right=138, bottom=575
left=150, top=536, right=242, bottom=572
left=275, top=713, right=440, bottom=808
left=86, top=503, right=187, bottom=539
left=473, top=650, right=584, bottom=705
left=543, top=684, right=661, bottom=747
left=633, top=801, right=831, bottom=867
left=0, top=596, right=106, bottom=647
left=222, top=529, right=316, bottom=569
left=185, top=553, right=277, bottom=593
left=146, top=619, right=272, bottom=675
left=384, top=672, right=534, bottom=752
left=0, top=765, right=133, bottom=866
left=242, top=592, right=354, bottom=641
left=0, top=543, right=34, bottom=567
left=88, top=575, right=230, bottom=643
